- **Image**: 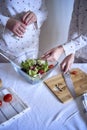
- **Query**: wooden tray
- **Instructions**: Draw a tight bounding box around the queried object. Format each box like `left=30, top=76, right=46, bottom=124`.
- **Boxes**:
left=44, top=68, right=87, bottom=103
left=0, top=88, right=30, bottom=126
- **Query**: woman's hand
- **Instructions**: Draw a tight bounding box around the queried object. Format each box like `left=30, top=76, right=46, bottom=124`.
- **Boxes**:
left=22, top=11, right=37, bottom=25
left=60, top=54, right=75, bottom=73
left=6, top=18, right=26, bottom=37
left=41, top=46, right=64, bottom=62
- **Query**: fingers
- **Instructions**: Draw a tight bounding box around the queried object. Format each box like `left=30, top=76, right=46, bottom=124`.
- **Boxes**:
left=41, top=53, right=51, bottom=59
left=41, top=53, right=57, bottom=62
left=25, top=13, right=33, bottom=25
left=6, top=18, right=27, bottom=37
left=41, top=47, right=59, bottom=62
left=61, top=61, right=69, bottom=73
left=41, top=52, right=52, bottom=61
left=22, top=11, right=37, bottom=25
left=14, top=23, right=26, bottom=37
left=21, top=23, right=26, bottom=29
left=18, top=25, right=26, bottom=33
left=22, top=11, right=31, bottom=23
left=60, top=54, right=75, bottom=73
left=64, top=63, right=70, bottom=73
left=14, top=30, right=22, bottom=37
left=14, top=28, right=24, bottom=37
left=45, top=48, right=55, bottom=56
left=41, top=48, right=55, bottom=58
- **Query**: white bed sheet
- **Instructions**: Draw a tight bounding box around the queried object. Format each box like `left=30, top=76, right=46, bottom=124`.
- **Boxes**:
left=0, top=63, right=87, bottom=130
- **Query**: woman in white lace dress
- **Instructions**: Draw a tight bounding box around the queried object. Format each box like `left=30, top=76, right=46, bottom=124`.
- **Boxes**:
left=0, top=0, right=47, bottom=64
left=42, top=0, right=87, bottom=72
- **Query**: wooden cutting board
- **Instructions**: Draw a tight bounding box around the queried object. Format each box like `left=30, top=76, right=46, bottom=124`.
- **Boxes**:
left=44, top=68, right=87, bottom=103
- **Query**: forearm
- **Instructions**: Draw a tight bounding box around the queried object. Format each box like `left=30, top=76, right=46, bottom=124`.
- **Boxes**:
left=63, top=33, right=87, bottom=56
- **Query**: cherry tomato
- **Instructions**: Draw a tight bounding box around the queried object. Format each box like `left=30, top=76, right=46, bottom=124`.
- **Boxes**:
left=3, top=94, right=12, bottom=102
left=71, top=71, right=77, bottom=75
left=48, top=64, right=54, bottom=69
left=0, top=100, right=2, bottom=106
left=38, top=70, right=45, bottom=74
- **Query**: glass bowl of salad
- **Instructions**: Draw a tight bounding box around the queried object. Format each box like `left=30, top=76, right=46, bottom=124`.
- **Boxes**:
left=0, top=51, right=58, bottom=84
left=13, top=59, right=58, bottom=84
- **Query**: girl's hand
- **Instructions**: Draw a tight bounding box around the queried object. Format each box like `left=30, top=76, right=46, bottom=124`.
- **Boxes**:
left=22, top=11, right=37, bottom=25
left=60, top=54, right=75, bottom=73
left=41, top=46, right=64, bottom=62
left=6, top=18, right=26, bottom=37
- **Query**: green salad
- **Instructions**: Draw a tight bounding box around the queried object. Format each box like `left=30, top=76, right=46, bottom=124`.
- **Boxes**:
left=21, top=59, right=54, bottom=78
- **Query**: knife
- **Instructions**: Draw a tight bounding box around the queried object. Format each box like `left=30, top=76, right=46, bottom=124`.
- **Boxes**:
left=62, top=71, right=76, bottom=98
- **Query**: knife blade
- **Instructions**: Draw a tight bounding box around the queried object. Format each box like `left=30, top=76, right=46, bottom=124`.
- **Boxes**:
left=62, top=71, right=76, bottom=98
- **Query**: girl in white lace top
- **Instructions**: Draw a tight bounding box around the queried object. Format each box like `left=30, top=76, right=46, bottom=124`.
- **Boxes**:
left=42, top=0, right=87, bottom=72
left=0, top=0, right=47, bottom=64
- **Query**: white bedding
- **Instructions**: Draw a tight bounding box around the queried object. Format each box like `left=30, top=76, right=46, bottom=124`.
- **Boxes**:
left=0, top=63, right=87, bottom=130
